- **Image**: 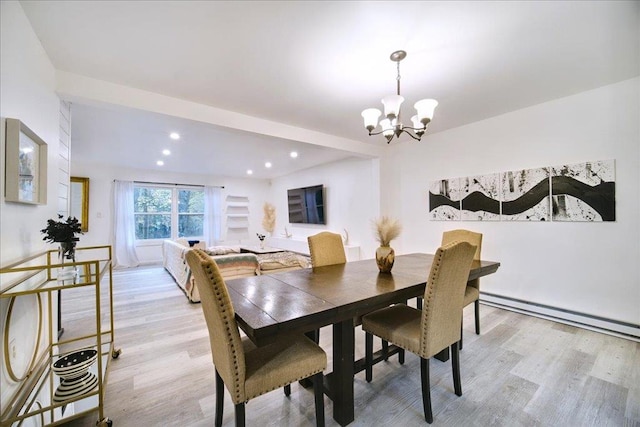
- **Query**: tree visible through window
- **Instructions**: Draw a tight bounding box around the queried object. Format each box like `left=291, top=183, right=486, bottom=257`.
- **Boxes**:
left=134, top=186, right=204, bottom=240
left=178, top=189, right=204, bottom=238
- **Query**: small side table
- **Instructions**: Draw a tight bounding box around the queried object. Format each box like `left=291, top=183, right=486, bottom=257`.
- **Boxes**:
left=240, top=246, right=285, bottom=255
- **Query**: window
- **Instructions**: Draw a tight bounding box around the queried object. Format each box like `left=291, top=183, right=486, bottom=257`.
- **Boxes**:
left=134, top=185, right=204, bottom=240
left=178, top=189, right=204, bottom=238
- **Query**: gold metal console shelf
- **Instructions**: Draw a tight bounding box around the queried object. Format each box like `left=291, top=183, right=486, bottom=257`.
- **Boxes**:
left=0, top=245, right=119, bottom=427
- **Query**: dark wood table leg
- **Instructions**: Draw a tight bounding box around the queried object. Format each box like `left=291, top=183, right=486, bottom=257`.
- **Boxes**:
left=332, top=318, right=355, bottom=426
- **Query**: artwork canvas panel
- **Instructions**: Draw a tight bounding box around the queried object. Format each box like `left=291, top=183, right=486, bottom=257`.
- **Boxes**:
left=501, top=167, right=550, bottom=221
left=429, top=178, right=461, bottom=220
left=551, top=159, right=615, bottom=221
left=460, top=174, right=500, bottom=221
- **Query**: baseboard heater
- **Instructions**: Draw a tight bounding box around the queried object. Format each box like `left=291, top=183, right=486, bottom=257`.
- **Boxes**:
left=480, top=292, right=639, bottom=342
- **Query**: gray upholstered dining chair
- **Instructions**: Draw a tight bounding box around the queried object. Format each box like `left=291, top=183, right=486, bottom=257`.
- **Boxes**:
left=362, top=241, right=477, bottom=423
left=442, top=229, right=483, bottom=349
left=186, top=249, right=327, bottom=427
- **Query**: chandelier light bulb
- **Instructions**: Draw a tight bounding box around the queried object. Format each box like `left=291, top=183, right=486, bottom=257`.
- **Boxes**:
left=414, top=99, right=439, bottom=124
left=361, top=108, right=382, bottom=132
left=381, top=95, right=404, bottom=119
left=380, top=118, right=394, bottom=137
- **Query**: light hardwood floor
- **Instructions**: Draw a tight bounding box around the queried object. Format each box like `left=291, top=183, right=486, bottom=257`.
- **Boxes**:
left=61, top=265, right=639, bottom=426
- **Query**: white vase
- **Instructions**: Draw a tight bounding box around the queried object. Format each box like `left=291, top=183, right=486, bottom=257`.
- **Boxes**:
left=58, top=241, right=79, bottom=281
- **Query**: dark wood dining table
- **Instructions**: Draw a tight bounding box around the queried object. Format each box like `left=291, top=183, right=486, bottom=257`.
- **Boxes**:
left=225, top=252, right=500, bottom=426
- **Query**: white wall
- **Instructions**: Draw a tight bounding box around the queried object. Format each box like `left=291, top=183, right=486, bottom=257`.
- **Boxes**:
left=268, top=157, right=381, bottom=260
left=0, top=0, right=60, bottom=416
left=70, top=160, right=271, bottom=264
left=0, top=1, right=60, bottom=263
left=381, top=78, right=640, bottom=326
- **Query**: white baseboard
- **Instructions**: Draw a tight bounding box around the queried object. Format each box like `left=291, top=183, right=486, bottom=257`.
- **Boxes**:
left=481, top=292, right=639, bottom=342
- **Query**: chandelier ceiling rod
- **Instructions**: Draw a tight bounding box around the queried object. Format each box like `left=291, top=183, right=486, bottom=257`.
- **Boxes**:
left=361, top=50, right=438, bottom=144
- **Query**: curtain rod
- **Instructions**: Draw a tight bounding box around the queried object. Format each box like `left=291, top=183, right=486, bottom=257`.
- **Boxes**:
left=113, top=179, right=224, bottom=189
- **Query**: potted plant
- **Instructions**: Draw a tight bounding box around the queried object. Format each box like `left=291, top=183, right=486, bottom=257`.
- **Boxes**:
left=372, top=216, right=402, bottom=273
left=41, top=215, right=83, bottom=261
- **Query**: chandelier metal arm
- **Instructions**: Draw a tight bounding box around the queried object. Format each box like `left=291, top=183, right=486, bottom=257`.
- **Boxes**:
left=368, top=126, right=424, bottom=143
left=402, top=129, right=422, bottom=141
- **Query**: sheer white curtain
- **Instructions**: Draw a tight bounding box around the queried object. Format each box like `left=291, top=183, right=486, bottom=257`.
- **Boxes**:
left=203, top=186, right=223, bottom=247
left=112, top=180, right=140, bottom=268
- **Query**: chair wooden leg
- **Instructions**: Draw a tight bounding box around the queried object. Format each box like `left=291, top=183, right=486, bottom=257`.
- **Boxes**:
left=313, top=372, right=325, bottom=427
left=420, top=357, right=433, bottom=424
left=215, top=369, right=224, bottom=427
left=417, top=297, right=423, bottom=310
left=459, top=322, right=464, bottom=351
left=284, top=384, right=291, bottom=396
left=451, top=342, right=462, bottom=396
left=399, top=348, right=405, bottom=365
left=382, top=339, right=388, bottom=361
left=474, top=299, right=480, bottom=335
left=365, top=332, right=373, bottom=382
left=234, top=402, right=245, bottom=427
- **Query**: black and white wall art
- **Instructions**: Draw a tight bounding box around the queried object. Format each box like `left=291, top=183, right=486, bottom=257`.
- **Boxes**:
left=460, top=174, right=500, bottom=221
left=429, top=178, right=461, bottom=220
left=429, top=159, right=615, bottom=222
left=550, top=159, right=616, bottom=221
left=501, top=167, right=550, bottom=221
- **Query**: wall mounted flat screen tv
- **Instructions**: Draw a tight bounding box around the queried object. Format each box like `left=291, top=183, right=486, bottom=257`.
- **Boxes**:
left=287, top=185, right=325, bottom=224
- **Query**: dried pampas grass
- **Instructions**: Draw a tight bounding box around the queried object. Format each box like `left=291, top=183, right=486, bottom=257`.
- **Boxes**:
left=372, top=216, right=402, bottom=247
left=262, top=202, right=276, bottom=234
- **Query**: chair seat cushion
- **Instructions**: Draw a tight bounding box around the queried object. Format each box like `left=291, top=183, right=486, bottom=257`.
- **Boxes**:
left=362, top=304, right=422, bottom=355
left=243, top=335, right=326, bottom=401
left=463, top=285, right=479, bottom=306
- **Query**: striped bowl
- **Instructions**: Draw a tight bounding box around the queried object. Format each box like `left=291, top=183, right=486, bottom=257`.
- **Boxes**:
left=52, top=348, right=98, bottom=380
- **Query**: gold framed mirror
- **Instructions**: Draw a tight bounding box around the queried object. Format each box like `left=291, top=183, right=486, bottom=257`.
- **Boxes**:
left=70, top=176, right=89, bottom=232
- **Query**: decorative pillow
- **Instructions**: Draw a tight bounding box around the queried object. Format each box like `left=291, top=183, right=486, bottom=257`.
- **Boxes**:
left=205, top=245, right=241, bottom=256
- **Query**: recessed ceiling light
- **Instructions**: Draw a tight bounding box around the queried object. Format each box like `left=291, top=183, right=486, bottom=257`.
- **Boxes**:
left=247, top=169, right=253, bottom=175
left=265, top=162, right=272, bottom=168
left=162, top=149, right=171, bottom=156
left=169, top=132, right=180, bottom=140
left=156, top=160, right=164, bottom=166
left=290, top=151, right=298, bottom=158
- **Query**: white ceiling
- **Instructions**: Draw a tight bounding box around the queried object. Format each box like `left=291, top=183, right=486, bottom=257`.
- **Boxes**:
left=19, top=1, right=639, bottom=179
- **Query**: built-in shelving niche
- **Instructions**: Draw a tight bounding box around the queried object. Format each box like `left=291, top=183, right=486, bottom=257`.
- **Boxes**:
left=225, top=195, right=250, bottom=242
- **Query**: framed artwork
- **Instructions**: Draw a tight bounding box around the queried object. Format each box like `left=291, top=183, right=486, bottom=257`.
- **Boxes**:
left=501, top=167, right=550, bottom=221
left=460, top=173, right=500, bottom=221
left=550, top=160, right=616, bottom=221
left=429, top=178, right=461, bottom=220
left=4, top=118, right=48, bottom=204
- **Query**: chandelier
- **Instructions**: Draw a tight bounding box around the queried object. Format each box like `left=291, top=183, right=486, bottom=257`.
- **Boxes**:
left=361, top=50, right=438, bottom=144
